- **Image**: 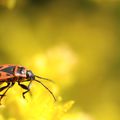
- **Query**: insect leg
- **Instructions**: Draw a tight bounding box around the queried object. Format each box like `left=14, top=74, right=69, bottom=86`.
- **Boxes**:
left=0, top=83, right=10, bottom=93
left=18, top=80, right=32, bottom=99
left=0, top=82, right=15, bottom=104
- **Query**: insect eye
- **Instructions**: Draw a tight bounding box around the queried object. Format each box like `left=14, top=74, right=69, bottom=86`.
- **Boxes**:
left=26, top=70, right=35, bottom=79
left=27, top=71, right=32, bottom=77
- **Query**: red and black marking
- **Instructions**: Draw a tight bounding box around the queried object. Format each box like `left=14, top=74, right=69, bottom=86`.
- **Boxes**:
left=0, top=64, right=56, bottom=104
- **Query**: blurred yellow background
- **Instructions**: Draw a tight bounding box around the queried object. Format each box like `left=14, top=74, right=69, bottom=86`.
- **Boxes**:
left=0, top=0, right=120, bottom=120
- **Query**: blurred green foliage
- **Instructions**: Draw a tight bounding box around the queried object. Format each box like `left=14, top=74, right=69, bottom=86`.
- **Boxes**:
left=0, top=0, right=120, bottom=120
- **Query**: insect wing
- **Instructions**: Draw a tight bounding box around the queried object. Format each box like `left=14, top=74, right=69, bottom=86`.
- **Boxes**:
left=0, top=65, right=15, bottom=80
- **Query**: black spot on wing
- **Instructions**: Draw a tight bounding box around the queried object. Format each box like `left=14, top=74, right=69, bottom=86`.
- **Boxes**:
left=0, top=66, right=3, bottom=69
left=6, top=73, right=11, bottom=76
left=1, top=66, right=15, bottom=74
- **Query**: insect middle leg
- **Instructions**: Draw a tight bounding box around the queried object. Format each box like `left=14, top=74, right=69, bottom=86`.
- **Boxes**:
left=18, top=80, right=32, bottom=99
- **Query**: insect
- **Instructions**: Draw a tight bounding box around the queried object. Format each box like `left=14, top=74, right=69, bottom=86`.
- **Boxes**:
left=0, top=64, right=56, bottom=104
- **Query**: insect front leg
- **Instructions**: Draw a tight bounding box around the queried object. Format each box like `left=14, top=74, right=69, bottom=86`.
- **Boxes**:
left=18, top=80, right=32, bottom=99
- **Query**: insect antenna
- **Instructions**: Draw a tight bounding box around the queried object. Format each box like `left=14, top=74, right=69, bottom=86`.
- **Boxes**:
left=35, top=75, right=55, bottom=83
left=34, top=79, right=56, bottom=102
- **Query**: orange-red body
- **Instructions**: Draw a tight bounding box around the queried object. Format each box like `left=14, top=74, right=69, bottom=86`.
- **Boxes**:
left=0, top=64, right=27, bottom=83
left=0, top=64, right=56, bottom=104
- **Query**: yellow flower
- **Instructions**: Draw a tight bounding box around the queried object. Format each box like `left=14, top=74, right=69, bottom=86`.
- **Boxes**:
left=0, top=45, right=93, bottom=120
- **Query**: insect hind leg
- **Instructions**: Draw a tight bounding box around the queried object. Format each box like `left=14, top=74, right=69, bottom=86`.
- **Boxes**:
left=0, top=82, right=14, bottom=104
left=0, top=83, right=10, bottom=97
left=0, top=82, right=10, bottom=92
